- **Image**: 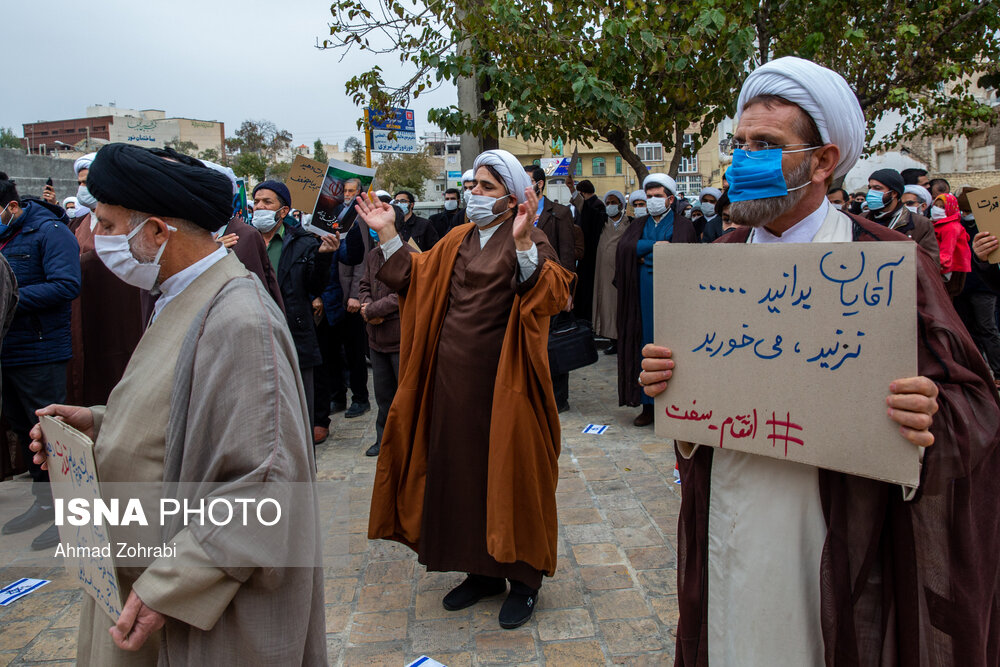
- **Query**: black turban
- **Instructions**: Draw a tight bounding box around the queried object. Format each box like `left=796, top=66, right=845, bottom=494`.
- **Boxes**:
left=87, top=143, right=232, bottom=231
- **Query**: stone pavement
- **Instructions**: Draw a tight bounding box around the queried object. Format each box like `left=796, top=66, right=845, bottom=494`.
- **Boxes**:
left=0, top=351, right=682, bottom=666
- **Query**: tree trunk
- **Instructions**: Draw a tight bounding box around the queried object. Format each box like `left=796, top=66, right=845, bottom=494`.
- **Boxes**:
left=667, top=126, right=685, bottom=178
left=606, top=130, right=649, bottom=183
left=456, top=4, right=482, bottom=170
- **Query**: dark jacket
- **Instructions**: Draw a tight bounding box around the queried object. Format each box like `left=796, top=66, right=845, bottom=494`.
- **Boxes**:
left=536, top=197, right=577, bottom=269
left=277, top=222, right=333, bottom=368
left=359, top=245, right=402, bottom=353
left=428, top=209, right=464, bottom=239
left=322, top=218, right=368, bottom=324
left=865, top=206, right=940, bottom=272
left=700, top=215, right=723, bottom=243
left=1, top=198, right=81, bottom=367
left=225, top=216, right=284, bottom=312
left=397, top=213, right=440, bottom=251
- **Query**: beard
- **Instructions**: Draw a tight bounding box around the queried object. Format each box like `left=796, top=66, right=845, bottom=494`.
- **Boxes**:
left=729, top=157, right=814, bottom=228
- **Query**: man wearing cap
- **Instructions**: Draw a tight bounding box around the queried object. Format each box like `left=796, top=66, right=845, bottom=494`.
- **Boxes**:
left=640, top=57, right=1000, bottom=665
left=252, top=179, right=339, bottom=425
left=615, top=172, right=698, bottom=427
left=360, top=149, right=574, bottom=630
left=28, top=144, right=327, bottom=665
left=865, top=168, right=940, bottom=268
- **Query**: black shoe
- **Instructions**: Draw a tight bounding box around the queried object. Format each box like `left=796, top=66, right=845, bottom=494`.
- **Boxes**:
left=31, top=523, right=60, bottom=551
left=344, top=401, right=371, bottom=418
left=557, top=402, right=570, bottom=414
left=2, top=501, right=55, bottom=535
left=633, top=405, right=654, bottom=427
left=604, top=342, right=617, bottom=355
left=499, top=589, right=538, bottom=629
left=442, top=575, right=507, bottom=611
left=365, top=442, right=380, bottom=457
left=330, top=400, right=347, bottom=414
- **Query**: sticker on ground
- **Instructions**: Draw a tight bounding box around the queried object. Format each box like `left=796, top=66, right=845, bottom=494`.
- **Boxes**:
left=407, top=657, right=448, bottom=667
left=0, top=578, right=49, bottom=606
left=582, top=424, right=610, bottom=435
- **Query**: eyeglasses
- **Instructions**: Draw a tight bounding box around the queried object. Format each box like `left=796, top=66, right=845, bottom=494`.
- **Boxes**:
left=724, top=140, right=820, bottom=156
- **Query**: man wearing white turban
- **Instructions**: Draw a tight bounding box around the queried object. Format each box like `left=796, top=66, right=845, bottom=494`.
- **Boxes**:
left=697, top=186, right=724, bottom=242
left=461, top=168, right=476, bottom=197
left=641, top=57, right=1000, bottom=665
left=592, top=189, right=630, bottom=354
left=615, top=172, right=699, bottom=426
left=357, top=149, right=575, bottom=630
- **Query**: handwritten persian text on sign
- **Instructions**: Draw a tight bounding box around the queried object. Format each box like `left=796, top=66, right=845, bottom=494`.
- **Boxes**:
left=654, top=242, right=920, bottom=486
left=968, top=183, right=1000, bottom=263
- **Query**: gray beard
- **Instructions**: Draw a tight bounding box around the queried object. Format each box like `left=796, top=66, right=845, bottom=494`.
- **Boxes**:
left=729, top=158, right=813, bottom=228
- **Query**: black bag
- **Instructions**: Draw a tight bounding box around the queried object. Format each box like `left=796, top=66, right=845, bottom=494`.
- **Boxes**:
left=548, top=313, right=598, bottom=375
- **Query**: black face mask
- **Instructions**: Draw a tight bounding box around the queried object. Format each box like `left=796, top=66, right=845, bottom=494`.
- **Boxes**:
left=849, top=201, right=863, bottom=215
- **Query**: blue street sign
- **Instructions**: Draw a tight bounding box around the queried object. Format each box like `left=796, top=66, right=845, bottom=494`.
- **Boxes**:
left=368, top=108, right=416, bottom=132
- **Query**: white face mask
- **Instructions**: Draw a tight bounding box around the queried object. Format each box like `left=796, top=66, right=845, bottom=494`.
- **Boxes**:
left=77, top=184, right=98, bottom=209
left=633, top=206, right=647, bottom=218
left=700, top=202, right=716, bottom=218
left=904, top=205, right=919, bottom=214
left=94, top=218, right=175, bottom=291
left=646, top=197, right=669, bottom=218
left=930, top=206, right=947, bottom=221
left=444, top=200, right=459, bottom=211
left=962, top=213, right=975, bottom=222
left=251, top=208, right=281, bottom=233
left=606, top=204, right=620, bottom=217
left=465, top=193, right=510, bottom=227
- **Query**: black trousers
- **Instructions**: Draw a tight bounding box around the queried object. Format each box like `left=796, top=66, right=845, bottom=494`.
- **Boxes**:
left=956, top=291, right=1000, bottom=375
left=469, top=572, right=542, bottom=593
left=550, top=312, right=571, bottom=407
left=314, top=313, right=369, bottom=428
left=1, top=361, right=67, bottom=504
left=371, top=350, right=400, bottom=447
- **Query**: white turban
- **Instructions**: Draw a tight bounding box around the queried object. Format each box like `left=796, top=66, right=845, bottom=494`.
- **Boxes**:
left=629, top=190, right=647, bottom=205
left=737, top=56, right=865, bottom=180
left=375, top=190, right=391, bottom=201
left=74, top=152, right=97, bottom=175
left=699, top=187, right=722, bottom=201
left=643, top=173, right=677, bottom=195
left=472, top=149, right=533, bottom=204
left=200, top=159, right=239, bottom=195
left=462, top=169, right=475, bottom=183
left=62, top=196, right=78, bottom=209
left=604, top=190, right=626, bottom=207
left=904, top=184, right=932, bottom=207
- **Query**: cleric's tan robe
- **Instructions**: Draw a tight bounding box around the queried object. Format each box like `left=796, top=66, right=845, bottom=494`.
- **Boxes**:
left=591, top=215, right=631, bottom=339
left=76, top=253, right=325, bottom=666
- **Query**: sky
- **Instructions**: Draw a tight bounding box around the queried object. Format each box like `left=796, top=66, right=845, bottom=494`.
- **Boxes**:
left=4, top=0, right=454, bottom=149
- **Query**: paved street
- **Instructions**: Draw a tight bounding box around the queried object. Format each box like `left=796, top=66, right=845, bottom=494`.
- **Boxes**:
left=0, top=351, right=682, bottom=666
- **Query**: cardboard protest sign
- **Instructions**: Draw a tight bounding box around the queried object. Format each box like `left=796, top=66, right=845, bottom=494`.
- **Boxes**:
left=653, top=242, right=920, bottom=487
left=969, top=183, right=1000, bottom=263
left=313, top=159, right=377, bottom=234
left=285, top=155, right=327, bottom=215
left=40, top=416, right=123, bottom=621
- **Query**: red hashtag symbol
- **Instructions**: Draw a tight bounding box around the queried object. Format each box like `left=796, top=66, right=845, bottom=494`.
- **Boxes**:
left=766, top=412, right=804, bottom=457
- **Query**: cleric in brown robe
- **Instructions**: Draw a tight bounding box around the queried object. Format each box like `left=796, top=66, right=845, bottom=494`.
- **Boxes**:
left=358, top=149, right=574, bottom=630
left=66, top=153, right=144, bottom=406
left=641, top=57, right=1000, bottom=665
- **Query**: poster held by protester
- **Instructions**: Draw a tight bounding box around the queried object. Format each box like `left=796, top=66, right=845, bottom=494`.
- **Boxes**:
left=285, top=155, right=327, bottom=215
left=653, top=242, right=921, bottom=487
left=312, top=159, right=377, bottom=234
left=40, top=416, right=123, bottom=621
left=969, top=183, right=1000, bottom=263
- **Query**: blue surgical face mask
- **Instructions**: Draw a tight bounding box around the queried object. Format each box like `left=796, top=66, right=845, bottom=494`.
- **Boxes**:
left=866, top=189, right=889, bottom=212
left=368, top=227, right=379, bottom=242
left=725, top=147, right=814, bottom=203
left=394, top=201, right=411, bottom=215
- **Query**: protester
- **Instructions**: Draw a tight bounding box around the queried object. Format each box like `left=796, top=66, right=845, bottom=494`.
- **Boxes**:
left=929, top=177, right=951, bottom=199
left=27, top=143, right=326, bottom=664
left=629, top=190, right=647, bottom=219
left=902, top=183, right=932, bottom=217
left=641, top=56, right=1000, bottom=665
left=864, top=168, right=940, bottom=266
left=361, top=148, right=574, bottom=630
left=62, top=196, right=77, bottom=213
left=0, top=253, right=17, bottom=414
left=572, top=178, right=606, bottom=324
left=930, top=192, right=971, bottom=297
left=901, top=167, right=930, bottom=189
left=825, top=187, right=848, bottom=211
left=525, top=165, right=578, bottom=413
left=615, top=173, right=698, bottom=427
left=461, top=169, right=475, bottom=195
left=695, top=187, right=722, bottom=240
left=0, top=172, right=80, bottom=551
left=848, top=191, right=866, bottom=215
left=593, top=190, right=630, bottom=355
left=252, top=180, right=339, bottom=426
left=358, top=228, right=401, bottom=457
left=392, top=190, right=439, bottom=250
left=429, top=188, right=464, bottom=238
left=717, top=194, right=737, bottom=234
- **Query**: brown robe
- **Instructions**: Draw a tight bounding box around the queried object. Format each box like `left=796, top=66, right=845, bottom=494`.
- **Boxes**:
left=222, top=216, right=284, bottom=312
left=614, top=214, right=699, bottom=406
left=368, top=220, right=574, bottom=584
left=66, top=213, right=144, bottom=406
left=592, top=215, right=631, bottom=339
left=674, top=215, right=1000, bottom=666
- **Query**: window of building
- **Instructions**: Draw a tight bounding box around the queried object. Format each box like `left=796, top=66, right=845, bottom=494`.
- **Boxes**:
left=637, top=143, right=663, bottom=163
left=574, top=160, right=583, bottom=176
left=678, top=134, right=698, bottom=173
left=937, top=148, right=955, bottom=173
left=592, top=157, right=606, bottom=176
left=615, top=156, right=622, bottom=175
left=675, top=175, right=702, bottom=195
left=435, top=184, right=444, bottom=192
left=38, top=131, right=48, bottom=136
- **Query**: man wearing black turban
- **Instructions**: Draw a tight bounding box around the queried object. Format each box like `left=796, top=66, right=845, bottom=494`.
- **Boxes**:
left=28, top=143, right=330, bottom=665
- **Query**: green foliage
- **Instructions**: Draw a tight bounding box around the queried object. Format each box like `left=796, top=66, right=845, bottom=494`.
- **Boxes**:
left=0, top=127, right=22, bottom=150
left=344, top=136, right=366, bottom=166
left=165, top=139, right=199, bottom=156
left=267, top=161, right=292, bottom=182
left=373, top=148, right=436, bottom=198
left=226, top=120, right=293, bottom=164
left=323, top=0, right=999, bottom=174
left=232, top=152, right=268, bottom=182
left=313, top=139, right=329, bottom=164
left=198, top=147, right=221, bottom=164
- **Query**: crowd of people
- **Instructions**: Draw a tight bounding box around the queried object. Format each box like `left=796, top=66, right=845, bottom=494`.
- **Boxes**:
left=0, top=53, right=998, bottom=664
